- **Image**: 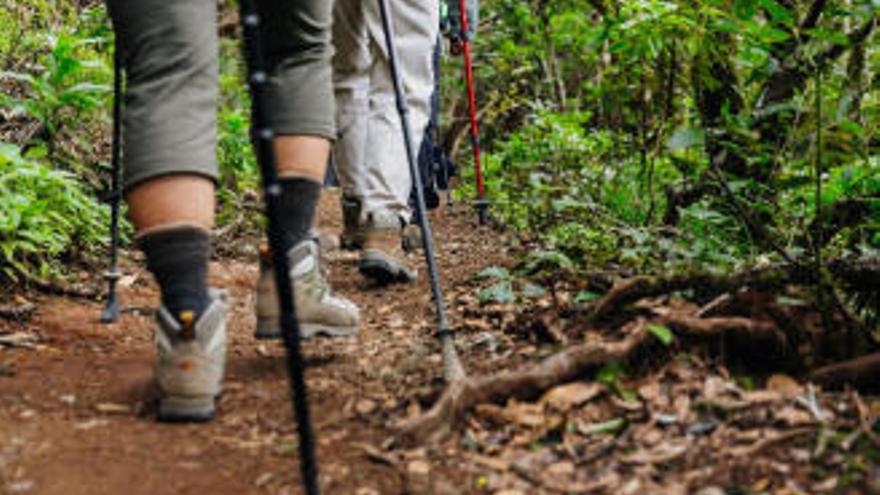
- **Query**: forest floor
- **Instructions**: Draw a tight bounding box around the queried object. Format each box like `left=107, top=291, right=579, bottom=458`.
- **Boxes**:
left=1, top=190, right=878, bottom=495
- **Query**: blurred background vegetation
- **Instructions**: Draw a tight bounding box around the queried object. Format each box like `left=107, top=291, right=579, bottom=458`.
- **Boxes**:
left=0, top=0, right=877, bottom=295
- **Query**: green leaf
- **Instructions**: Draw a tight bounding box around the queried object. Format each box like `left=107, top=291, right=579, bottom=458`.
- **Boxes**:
left=574, top=290, right=602, bottom=303
left=521, top=283, right=546, bottom=298
left=581, top=417, right=627, bottom=435
left=648, top=324, right=675, bottom=345
left=475, top=265, right=510, bottom=281
left=596, top=362, right=625, bottom=386
left=479, top=281, right=514, bottom=305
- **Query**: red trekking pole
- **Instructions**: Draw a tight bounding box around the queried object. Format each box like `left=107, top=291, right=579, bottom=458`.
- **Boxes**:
left=454, top=0, right=488, bottom=225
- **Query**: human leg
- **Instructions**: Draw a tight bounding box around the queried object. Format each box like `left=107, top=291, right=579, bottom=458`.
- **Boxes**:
left=108, top=0, right=225, bottom=422
left=332, top=0, right=372, bottom=249
left=350, top=0, right=439, bottom=284
left=253, top=0, right=359, bottom=339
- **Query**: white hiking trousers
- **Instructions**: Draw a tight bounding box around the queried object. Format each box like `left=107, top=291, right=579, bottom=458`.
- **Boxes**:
left=332, top=0, right=439, bottom=224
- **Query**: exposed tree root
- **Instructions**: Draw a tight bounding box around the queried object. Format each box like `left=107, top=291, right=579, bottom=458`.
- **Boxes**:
left=583, top=257, right=879, bottom=325
left=809, top=353, right=880, bottom=388
left=657, top=313, right=784, bottom=345
left=399, top=331, right=651, bottom=445
left=400, top=315, right=783, bottom=445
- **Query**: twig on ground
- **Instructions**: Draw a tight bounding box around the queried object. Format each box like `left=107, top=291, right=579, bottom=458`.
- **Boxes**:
left=729, top=427, right=815, bottom=457
left=851, top=391, right=880, bottom=448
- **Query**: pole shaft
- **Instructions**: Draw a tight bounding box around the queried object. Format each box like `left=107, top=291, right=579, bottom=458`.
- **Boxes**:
left=457, top=0, right=486, bottom=222
left=237, top=4, right=320, bottom=494
left=378, top=0, right=465, bottom=381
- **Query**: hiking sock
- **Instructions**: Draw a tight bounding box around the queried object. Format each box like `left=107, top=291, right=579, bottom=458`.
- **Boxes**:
left=139, top=226, right=212, bottom=320
left=277, top=178, right=321, bottom=253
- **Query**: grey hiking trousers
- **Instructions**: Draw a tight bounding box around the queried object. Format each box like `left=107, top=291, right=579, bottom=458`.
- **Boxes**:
left=107, top=0, right=335, bottom=191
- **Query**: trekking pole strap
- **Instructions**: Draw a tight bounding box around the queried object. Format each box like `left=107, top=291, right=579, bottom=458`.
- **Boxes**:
left=237, top=4, right=321, bottom=495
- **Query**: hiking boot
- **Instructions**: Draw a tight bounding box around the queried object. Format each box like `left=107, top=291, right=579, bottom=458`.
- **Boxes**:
left=359, top=212, right=417, bottom=285
left=340, top=196, right=364, bottom=251
left=155, top=290, right=227, bottom=423
left=255, top=238, right=359, bottom=339
left=402, top=223, right=423, bottom=253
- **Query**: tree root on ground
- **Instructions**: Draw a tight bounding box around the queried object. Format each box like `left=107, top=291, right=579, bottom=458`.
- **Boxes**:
left=400, top=315, right=784, bottom=445
left=809, top=352, right=880, bottom=388
left=582, top=256, right=879, bottom=325
left=399, top=331, right=651, bottom=445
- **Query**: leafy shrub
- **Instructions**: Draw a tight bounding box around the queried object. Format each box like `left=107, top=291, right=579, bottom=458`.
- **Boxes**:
left=0, top=143, right=108, bottom=282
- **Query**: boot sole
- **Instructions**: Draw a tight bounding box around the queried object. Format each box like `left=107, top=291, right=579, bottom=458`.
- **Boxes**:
left=157, top=395, right=216, bottom=423
left=255, top=317, right=359, bottom=340
left=359, top=252, right=417, bottom=285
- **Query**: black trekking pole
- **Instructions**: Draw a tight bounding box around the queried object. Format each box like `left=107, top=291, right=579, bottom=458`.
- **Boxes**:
left=378, top=0, right=466, bottom=382
left=237, top=3, right=320, bottom=495
left=101, top=47, right=123, bottom=324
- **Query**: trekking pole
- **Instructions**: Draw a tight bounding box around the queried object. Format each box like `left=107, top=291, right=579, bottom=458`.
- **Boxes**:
left=456, top=0, right=488, bottom=225
left=101, top=47, right=123, bottom=324
left=378, top=0, right=466, bottom=382
left=237, top=4, right=320, bottom=494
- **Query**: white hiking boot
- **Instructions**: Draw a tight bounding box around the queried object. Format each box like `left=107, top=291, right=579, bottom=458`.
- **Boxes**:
left=155, top=290, right=227, bottom=422
left=255, top=238, right=360, bottom=339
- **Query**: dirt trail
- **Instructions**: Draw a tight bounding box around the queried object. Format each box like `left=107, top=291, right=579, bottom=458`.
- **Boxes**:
left=0, top=191, right=505, bottom=495
left=3, top=192, right=879, bottom=495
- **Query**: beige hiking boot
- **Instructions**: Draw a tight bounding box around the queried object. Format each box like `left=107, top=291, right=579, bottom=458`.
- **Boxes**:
left=255, top=238, right=359, bottom=339
left=359, top=212, right=417, bottom=285
left=155, top=290, right=227, bottom=423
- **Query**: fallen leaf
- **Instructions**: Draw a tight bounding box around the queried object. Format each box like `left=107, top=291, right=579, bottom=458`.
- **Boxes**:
left=95, top=402, right=130, bottom=415
left=355, top=399, right=377, bottom=416
left=540, top=382, right=603, bottom=412
left=545, top=461, right=574, bottom=478
left=766, top=374, right=803, bottom=399
left=620, top=440, right=689, bottom=465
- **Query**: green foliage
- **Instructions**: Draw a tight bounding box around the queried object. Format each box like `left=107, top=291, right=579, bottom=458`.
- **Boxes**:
left=475, top=265, right=547, bottom=305
left=0, top=4, right=112, bottom=171
left=0, top=144, right=108, bottom=281
left=0, top=3, right=261, bottom=282
left=452, top=0, right=879, bottom=278
left=647, top=323, right=675, bottom=346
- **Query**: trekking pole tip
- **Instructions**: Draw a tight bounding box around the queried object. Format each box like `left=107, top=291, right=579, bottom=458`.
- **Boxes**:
left=100, top=292, right=119, bottom=324
left=474, top=199, right=490, bottom=225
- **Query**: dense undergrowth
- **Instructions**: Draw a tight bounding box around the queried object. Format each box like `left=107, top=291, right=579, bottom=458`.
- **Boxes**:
left=0, top=1, right=258, bottom=284
left=0, top=0, right=877, bottom=297
left=451, top=0, right=879, bottom=278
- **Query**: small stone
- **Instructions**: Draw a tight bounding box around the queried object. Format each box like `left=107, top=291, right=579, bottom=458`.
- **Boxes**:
left=695, top=487, right=726, bottom=495
left=59, top=394, right=76, bottom=406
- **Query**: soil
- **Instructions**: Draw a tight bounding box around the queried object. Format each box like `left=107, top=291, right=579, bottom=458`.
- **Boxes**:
left=1, top=191, right=878, bottom=495
left=0, top=191, right=507, bottom=495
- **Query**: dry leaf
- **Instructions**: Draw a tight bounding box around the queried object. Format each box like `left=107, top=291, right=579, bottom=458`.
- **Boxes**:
left=540, top=382, right=603, bottom=412
left=95, top=402, right=131, bottom=415
left=766, top=374, right=803, bottom=399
